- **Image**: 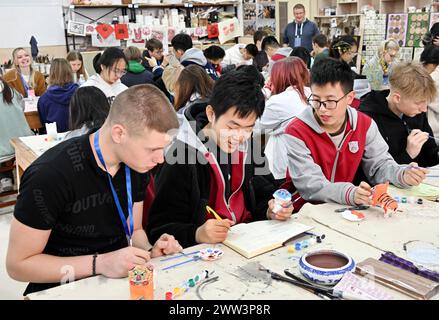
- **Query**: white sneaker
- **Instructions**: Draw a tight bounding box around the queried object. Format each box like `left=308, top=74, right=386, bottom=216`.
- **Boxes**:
left=0, top=178, right=13, bottom=193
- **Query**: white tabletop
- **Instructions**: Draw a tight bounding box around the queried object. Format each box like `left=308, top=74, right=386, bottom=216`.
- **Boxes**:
left=26, top=212, right=436, bottom=300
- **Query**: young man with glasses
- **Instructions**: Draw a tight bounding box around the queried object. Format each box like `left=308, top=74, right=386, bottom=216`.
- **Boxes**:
left=143, top=38, right=169, bottom=78
left=281, top=58, right=428, bottom=211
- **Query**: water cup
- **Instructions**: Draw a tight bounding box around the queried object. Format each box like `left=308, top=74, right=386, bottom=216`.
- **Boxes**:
left=45, top=122, right=58, bottom=141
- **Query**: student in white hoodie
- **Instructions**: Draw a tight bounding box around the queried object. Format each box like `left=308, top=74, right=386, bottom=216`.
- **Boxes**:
left=255, top=57, right=311, bottom=183
left=221, top=44, right=258, bottom=72
left=82, top=47, right=128, bottom=104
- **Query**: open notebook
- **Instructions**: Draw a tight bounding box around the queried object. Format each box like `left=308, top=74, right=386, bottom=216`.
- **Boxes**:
left=223, top=219, right=313, bottom=259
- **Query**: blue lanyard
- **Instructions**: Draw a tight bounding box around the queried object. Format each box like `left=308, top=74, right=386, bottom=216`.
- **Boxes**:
left=19, top=74, right=30, bottom=98
left=94, top=130, right=134, bottom=245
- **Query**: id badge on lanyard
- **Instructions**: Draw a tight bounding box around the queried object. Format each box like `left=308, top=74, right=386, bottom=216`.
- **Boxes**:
left=294, top=23, right=303, bottom=47
left=94, top=130, right=134, bottom=246
left=20, top=74, right=31, bottom=98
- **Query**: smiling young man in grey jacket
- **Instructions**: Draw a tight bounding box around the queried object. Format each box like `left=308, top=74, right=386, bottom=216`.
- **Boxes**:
left=280, top=59, right=428, bottom=211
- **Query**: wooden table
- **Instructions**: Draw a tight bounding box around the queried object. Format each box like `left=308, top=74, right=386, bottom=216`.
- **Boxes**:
left=9, top=138, right=37, bottom=189
left=10, top=134, right=66, bottom=188
left=25, top=212, right=438, bottom=300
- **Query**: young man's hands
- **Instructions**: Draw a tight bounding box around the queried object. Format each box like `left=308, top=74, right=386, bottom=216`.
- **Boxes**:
left=150, top=233, right=182, bottom=257
left=97, top=234, right=182, bottom=277
left=403, top=162, right=428, bottom=186
left=195, top=219, right=235, bottom=244
left=97, top=246, right=151, bottom=278
left=267, top=199, right=294, bottom=220
left=354, top=181, right=373, bottom=205
left=406, top=129, right=429, bottom=159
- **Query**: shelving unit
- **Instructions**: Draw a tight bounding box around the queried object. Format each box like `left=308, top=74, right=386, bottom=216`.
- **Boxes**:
left=337, top=0, right=358, bottom=15
left=315, top=0, right=433, bottom=15
left=380, top=0, right=405, bottom=14
left=314, top=14, right=364, bottom=70
left=63, top=2, right=241, bottom=52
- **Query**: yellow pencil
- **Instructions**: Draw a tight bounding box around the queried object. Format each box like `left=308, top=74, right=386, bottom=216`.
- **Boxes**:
left=206, top=206, right=222, bottom=221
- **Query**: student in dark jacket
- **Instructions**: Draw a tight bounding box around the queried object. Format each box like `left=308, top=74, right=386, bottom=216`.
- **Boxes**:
left=180, top=47, right=219, bottom=81
left=37, top=58, right=78, bottom=132
left=121, top=46, right=154, bottom=87
left=359, top=62, right=439, bottom=167
left=147, top=69, right=293, bottom=248
left=142, top=38, right=169, bottom=79
left=203, top=45, right=225, bottom=78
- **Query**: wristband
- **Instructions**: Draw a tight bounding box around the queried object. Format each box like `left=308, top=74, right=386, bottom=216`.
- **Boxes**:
left=92, top=253, right=98, bottom=276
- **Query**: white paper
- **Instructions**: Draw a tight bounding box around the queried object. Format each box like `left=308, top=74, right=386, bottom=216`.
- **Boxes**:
left=218, top=18, right=241, bottom=44
left=67, top=21, right=86, bottom=37
left=91, top=32, right=121, bottom=47
left=19, top=133, right=68, bottom=157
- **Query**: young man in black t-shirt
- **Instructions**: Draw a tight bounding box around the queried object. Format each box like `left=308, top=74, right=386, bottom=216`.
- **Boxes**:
left=6, top=84, right=182, bottom=295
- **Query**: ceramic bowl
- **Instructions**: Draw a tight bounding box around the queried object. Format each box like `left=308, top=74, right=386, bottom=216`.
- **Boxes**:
left=298, top=249, right=355, bottom=286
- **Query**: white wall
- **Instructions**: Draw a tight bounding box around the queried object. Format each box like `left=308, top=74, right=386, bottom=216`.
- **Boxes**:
left=0, top=0, right=65, bottom=49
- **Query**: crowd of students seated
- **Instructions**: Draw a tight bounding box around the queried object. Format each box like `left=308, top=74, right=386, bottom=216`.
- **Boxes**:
left=3, top=24, right=439, bottom=295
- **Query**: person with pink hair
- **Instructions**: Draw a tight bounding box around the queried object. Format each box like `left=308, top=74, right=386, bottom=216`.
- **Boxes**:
left=255, top=56, right=311, bottom=183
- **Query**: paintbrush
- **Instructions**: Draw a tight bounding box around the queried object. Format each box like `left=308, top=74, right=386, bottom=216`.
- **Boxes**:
left=161, top=255, right=201, bottom=271
left=160, top=250, right=200, bottom=262
left=407, top=129, right=439, bottom=142
left=284, top=270, right=370, bottom=300
left=259, top=266, right=337, bottom=299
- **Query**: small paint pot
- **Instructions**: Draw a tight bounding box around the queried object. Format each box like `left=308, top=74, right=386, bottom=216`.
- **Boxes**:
left=165, top=291, right=173, bottom=300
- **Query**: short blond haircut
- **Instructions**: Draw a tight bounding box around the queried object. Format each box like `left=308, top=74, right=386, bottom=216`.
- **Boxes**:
left=389, top=62, right=437, bottom=102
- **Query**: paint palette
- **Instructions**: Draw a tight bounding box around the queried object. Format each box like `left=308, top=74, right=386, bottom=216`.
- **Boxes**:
left=387, top=14, right=408, bottom=47
left=197, top=248, right=224, bottom=261
left=341, top=210, right=365, bottom=222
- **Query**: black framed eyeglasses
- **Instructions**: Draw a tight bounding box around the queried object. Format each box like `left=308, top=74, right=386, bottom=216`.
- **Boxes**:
left=307, top=91, right=351, bottom=110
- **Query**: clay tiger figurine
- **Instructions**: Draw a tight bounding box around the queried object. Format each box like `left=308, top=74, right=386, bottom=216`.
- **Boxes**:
left=372, top=182, right=398, bottom=214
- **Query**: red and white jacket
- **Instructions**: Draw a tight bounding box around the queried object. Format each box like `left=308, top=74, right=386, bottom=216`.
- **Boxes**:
left=281, top=106, right=409, bottom=211
left=205, top=150, right=252, bottom=223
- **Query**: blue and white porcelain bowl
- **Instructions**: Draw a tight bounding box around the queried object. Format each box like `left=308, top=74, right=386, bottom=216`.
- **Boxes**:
left=299, top=250, right=355, bottom=286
